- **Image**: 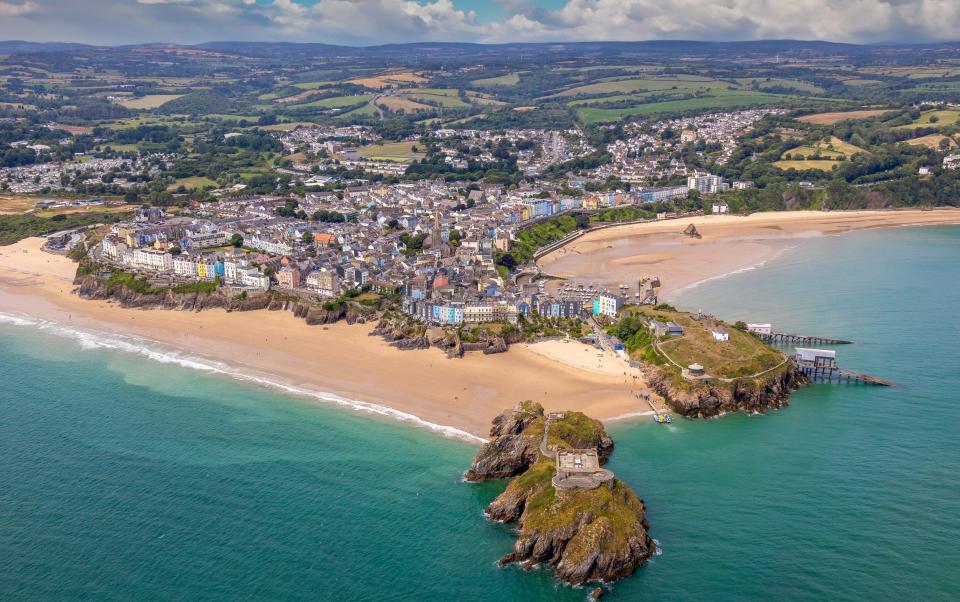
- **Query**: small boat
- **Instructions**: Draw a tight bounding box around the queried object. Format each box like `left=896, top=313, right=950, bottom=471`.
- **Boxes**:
left=654, top=413, right=672, bottom=424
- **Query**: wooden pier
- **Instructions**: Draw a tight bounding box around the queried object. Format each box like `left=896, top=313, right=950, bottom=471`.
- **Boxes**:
left=759, top=332, right=853, bottom=346
left=793, top=348, right=893, bottom=386
left=795, top=365, right=893, bottom=386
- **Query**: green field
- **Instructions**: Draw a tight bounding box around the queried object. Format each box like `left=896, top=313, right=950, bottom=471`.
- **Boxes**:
left=781, top=136, right=867, bottom=160
left=118, top=94, right=183, bottom=110
left=773, top=159, right=841, bottom=171
left=357, top=142, right=424, bottom=162
left=548, top=76, right=729, bottom=99
left=576, top=91, right=793, bottom=125
left=737, top=78, right=825, bottom=94
left=472, top=72, right=520, bottom=87
left=293, top=94, right=375, bottom=109
left=293, top=81, right=335, bottom=90
left=894, top=109, right=960, bottom=130
left=167, top=176, right=218, bottom=191
left=622, top=306, right=784, bottom=380
left=340, top=103, right=379, bottom=117
left=400, top=89, right=471, bottom=108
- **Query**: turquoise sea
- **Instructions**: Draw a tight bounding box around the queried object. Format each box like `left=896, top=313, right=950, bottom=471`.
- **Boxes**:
left=1, top=226, right=958, bottom=600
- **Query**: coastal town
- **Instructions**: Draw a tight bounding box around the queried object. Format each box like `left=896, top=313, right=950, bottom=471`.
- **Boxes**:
left=49, top=110, right=782, bottom=335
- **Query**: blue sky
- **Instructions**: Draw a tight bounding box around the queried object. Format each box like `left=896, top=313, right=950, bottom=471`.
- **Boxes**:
left=0, top=0, right=957, bottom=46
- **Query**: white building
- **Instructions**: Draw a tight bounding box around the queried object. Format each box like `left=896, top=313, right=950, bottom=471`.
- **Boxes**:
left=248, top=235, right=293, bottom=256
left=592, top=293, right=623, bottom=318
left=132, top=248, right=173, bottom=272
left=688, top=173, right=725, bottom=194
left=712, top=328, right=730, bottom=342
left=238, top=267, right=270, bottom=290
left=173, top=255, right=198, bottom=278
left=747, top=323, right=773, bottom=335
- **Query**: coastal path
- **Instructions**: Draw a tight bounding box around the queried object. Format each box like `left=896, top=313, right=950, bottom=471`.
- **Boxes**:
left=541, top=413, right=559, bottom=460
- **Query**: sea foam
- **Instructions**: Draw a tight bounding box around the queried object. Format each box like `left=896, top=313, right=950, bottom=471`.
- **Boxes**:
left=0, top=310, right=486, bottom=444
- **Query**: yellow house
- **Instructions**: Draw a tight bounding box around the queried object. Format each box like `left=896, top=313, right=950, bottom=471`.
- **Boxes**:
left=197, top=262, right=208, bottom=278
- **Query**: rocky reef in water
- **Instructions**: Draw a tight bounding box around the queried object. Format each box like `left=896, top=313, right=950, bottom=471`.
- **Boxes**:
left=465, top=401, right=654, bottom=587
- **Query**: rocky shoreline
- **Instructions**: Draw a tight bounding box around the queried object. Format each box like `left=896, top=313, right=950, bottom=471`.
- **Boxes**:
left=74, top=271, right=519, bottom=357
left=466, top=402, right=655, bottom=588
left=644, top=362, right=809, bottom=418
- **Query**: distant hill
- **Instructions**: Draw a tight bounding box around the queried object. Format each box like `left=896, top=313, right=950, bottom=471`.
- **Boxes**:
left=0, top=40, right=96, bottom=54
left=2, top=39, right=958, bottom=62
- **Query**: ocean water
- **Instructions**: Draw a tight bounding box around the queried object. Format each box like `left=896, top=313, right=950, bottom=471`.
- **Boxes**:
left=1, top=226, right=959, bottom=600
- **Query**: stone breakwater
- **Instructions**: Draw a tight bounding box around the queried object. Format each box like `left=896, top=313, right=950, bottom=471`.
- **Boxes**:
left=465, top=401, right=654, bottom=587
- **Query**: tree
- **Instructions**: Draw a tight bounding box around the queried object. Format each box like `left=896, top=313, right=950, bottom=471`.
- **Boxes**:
left=302, top=231, right=314, bottom=244
left=734, top=321, right=747, bottom=331
left=230, top=233, right=243, bottom=248
left=497, top=252, right=518, bottom=270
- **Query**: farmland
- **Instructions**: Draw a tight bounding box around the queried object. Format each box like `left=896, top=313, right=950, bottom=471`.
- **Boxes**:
left=797, top=109, right=895, bottom=124
left=781, top=136, right=868, bottom=160
left=118, top=95, right=183, bottom=110
left=906, top=134, right=957, bottom=149
left=894, top=109, right=960, bottom=130
left=347, top=71, right=428, bottom=89
left=772, top=159, right=843, bottom=171
left=472, top=72, right=521, bottom=87
left=576, top=91, right=795, bottom=125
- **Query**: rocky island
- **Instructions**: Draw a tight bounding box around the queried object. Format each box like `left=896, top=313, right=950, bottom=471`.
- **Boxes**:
left=466, top=401, right=655, bottom=587
left=608, top=304, right=809, bottom=417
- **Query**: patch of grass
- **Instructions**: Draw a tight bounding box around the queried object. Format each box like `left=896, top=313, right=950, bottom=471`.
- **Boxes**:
left=781, top=136, right=867, bottom=160
left=293, top=94, right=374, bottom=109
left=293, top=81, right=334, bottom=90
left=375, top=95, right=432, bottom=113
left=472, top=72, right=520, bottom=87
left=118, top=94, right=183, bottom=110
left=0, top=210, right=131, bottom=245
left=736, top=77, right=825, bottom=94
left=548, top=75, right=728, bottom=99
left=577, top=91, right=791, bottom=125
left=166, top=176, right=218, bottom=191
left=894, top=109, right=960, bottom=130
left=905, top=133, right=957, bottom=150
left=358, top=141, right=424, bottom=161
left=773, top=159, right=841, bottom=171
left=796, top=109, right=894, bottom=125
left=627, top=306, right=783, bottom=379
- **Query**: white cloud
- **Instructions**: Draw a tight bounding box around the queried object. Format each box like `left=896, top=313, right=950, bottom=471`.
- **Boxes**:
left=0, top=1, right=39, bottom=17
left=0, top=0, right=958, bottom=46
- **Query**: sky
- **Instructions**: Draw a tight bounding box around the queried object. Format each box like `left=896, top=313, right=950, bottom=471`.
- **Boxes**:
left=0, top=0, right=959, bottom=47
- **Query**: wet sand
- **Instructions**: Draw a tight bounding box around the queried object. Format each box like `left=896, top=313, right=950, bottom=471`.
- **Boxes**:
left=0, top=239, right=653, bottom=441
left=538, top=208, right=960, bottom=297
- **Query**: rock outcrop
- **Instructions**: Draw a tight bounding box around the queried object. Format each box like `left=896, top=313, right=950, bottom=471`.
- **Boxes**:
left=467, top=402, right=654, bottom=587
left=75, top=274, right=374, bottom=325
left=646, top=362, right=808, bottom=418
left=464, top=401, right=543, bottom=481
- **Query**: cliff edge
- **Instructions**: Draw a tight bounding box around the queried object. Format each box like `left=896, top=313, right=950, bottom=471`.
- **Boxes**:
left=466, top=401, right=654, bottom=587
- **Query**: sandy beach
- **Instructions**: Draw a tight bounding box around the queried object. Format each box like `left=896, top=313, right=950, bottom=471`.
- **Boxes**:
left=0, top=208, right=957, bottom=440
left=538, top=208, right=960, bottom=297
left=0, top=238, right=652, bottom=440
